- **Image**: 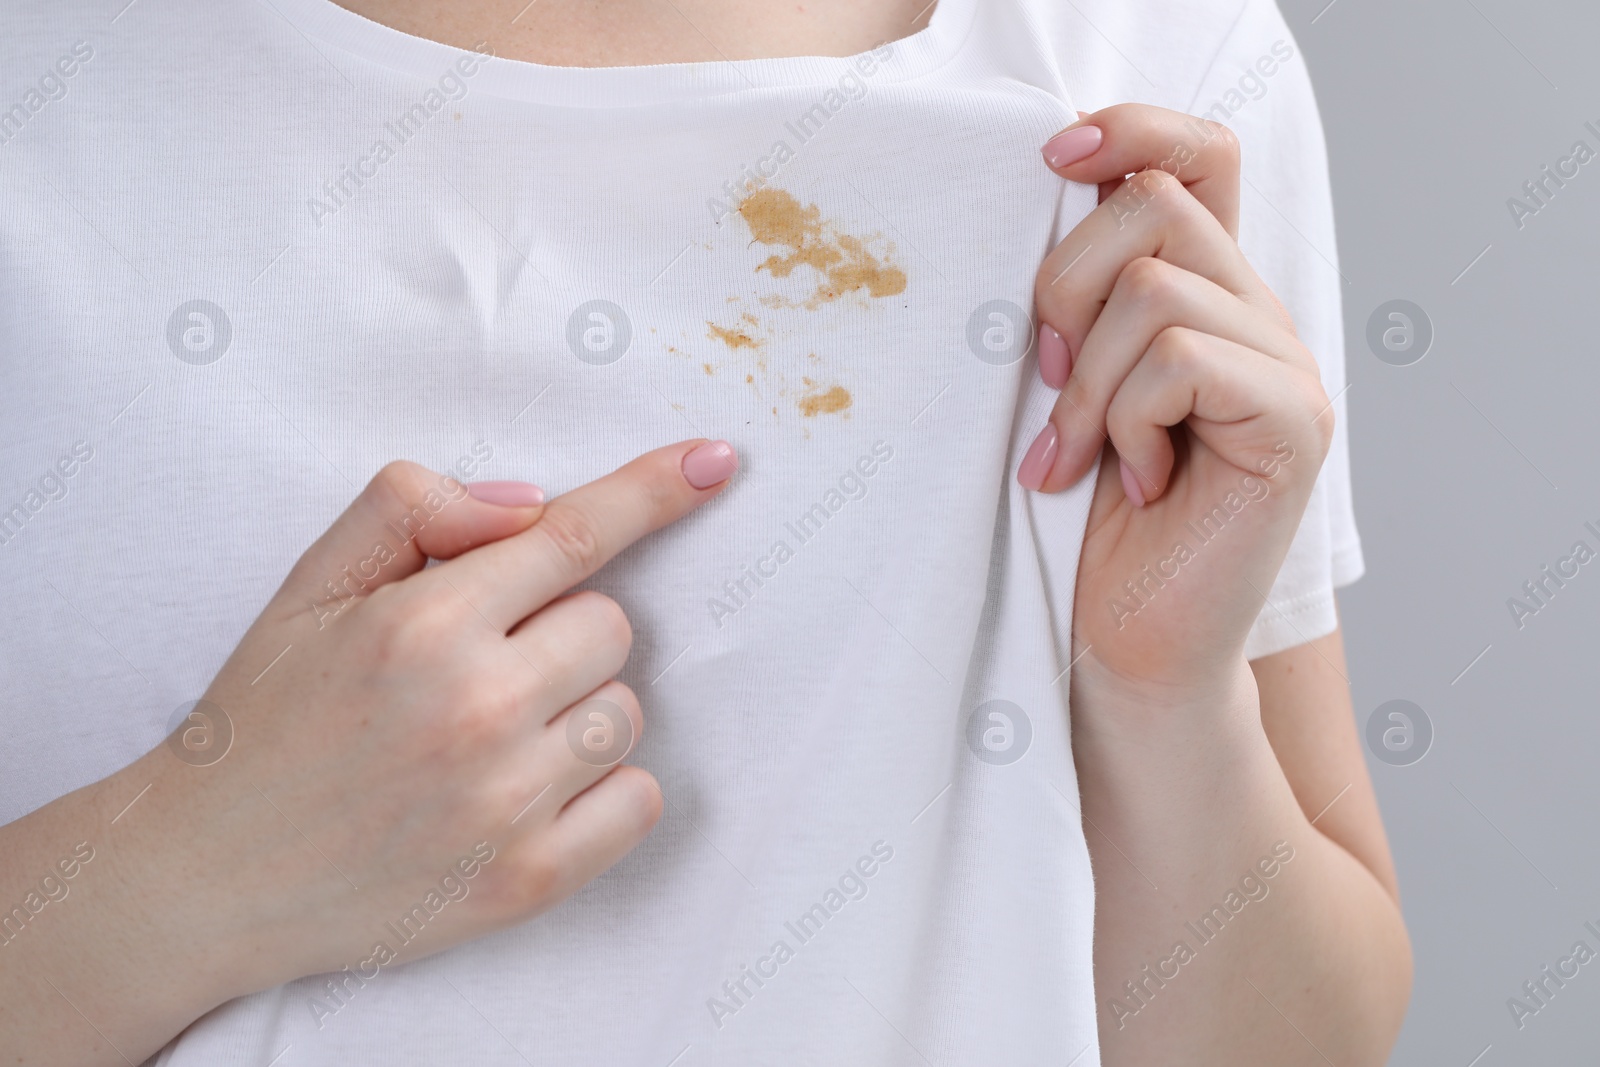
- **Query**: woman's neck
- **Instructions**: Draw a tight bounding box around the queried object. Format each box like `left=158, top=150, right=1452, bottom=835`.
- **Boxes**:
left=332, top=0, right=934, bottom=67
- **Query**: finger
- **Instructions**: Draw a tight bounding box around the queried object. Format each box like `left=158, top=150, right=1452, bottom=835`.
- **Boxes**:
left=503, top=681, right=645, bottom=834
left=511, top=764, right=663, bottom=909
left=1084, top=327, right=1313, bottom=503
left=550, top=687, right=643, bottom=806
left=276, top=462, right=545, bottom=617
left=507, top=592, right=634, bottom=718
left=1058, top=110, right=1125, bottom=208
left=1035, top=169, right=1272, bottom=390
left=1041, top=102, right=1241, bottom=236
left=1041, top=257, right=1309, bottom=484
left=435, top=439, right=737, bottom=632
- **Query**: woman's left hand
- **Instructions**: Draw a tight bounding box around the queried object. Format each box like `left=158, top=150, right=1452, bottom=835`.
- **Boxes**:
left=1024, top=103, right=1334, bottom=696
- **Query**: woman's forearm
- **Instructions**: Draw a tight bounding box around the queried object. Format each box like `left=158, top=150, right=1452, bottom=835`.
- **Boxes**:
left=1074, top=664, right=1411, bottom=1067
left=0, top=750, right=255, bottom=1065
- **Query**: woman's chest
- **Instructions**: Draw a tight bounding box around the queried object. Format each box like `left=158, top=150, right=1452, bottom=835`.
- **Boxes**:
left=5, top=75, right=1082, bottom=476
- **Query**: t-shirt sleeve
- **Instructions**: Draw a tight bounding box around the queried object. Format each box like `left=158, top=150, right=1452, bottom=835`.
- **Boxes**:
left=1184, top=0, right=1364, bottom=660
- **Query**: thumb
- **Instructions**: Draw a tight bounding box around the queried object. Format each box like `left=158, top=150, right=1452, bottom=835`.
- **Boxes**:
left=274, top=461, right=545, bottom=615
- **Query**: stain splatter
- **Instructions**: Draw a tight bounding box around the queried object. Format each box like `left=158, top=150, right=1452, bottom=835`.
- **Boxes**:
left=798, top=383, right=852, bottom=417
left=737, top=188, right=906, bottom=306
left=702, top=363, right=714, bottom=375
left=707, top=322, right=763, bottom=349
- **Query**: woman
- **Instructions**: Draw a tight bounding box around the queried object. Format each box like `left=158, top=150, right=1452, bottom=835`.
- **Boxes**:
left=0, top=0, right=1409, bottom=1062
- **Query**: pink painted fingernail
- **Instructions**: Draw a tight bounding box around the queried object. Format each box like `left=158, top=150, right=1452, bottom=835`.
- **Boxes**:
left=1119, top=457, right=1146, bottom=507
left=1017, top=423, right=1059, bottom=491
left=682, top=440, right=739, bottom=489
left=467, top=481, right=545, bottom=507
left=1039, top=324, right=1071, bottom=389
left=1042, top=125, right=1103, bottom=170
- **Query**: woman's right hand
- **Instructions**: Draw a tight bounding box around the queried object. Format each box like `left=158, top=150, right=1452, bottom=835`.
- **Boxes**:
left=0, top=437, right=738, bottom=1065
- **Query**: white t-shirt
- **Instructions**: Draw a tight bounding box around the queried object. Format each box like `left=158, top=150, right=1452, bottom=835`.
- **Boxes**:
left=0, top=0, right=1359, bottom=1062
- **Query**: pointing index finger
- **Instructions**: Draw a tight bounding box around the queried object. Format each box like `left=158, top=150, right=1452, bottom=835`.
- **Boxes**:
left=432, top=439, right=737, bottom=632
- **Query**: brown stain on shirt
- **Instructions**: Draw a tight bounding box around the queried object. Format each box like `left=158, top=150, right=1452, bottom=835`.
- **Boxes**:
left=797, top=383, right=851, bottom=417
left=707, top=322, right=763, bottom=349
left=737, top=188, right=906, bottom=306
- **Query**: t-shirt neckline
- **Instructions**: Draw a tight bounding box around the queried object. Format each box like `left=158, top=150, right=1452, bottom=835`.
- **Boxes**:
left=268, top=0, right=978, bottom=106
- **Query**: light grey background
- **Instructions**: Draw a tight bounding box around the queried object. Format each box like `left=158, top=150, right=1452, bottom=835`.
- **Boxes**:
left=1290, top=0, right=1600, bottom=1062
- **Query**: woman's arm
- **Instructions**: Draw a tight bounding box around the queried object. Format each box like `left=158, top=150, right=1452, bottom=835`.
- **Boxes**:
left=1254, top=625, right=1400, bottom=904
left=1076, top=624, right=1410, bottom=1067
left=1026, top=103, right=1410, bottom=1064
left=0, top=761, right=248, bottom=1064
left=0, top=441, right=736, bottom=1064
